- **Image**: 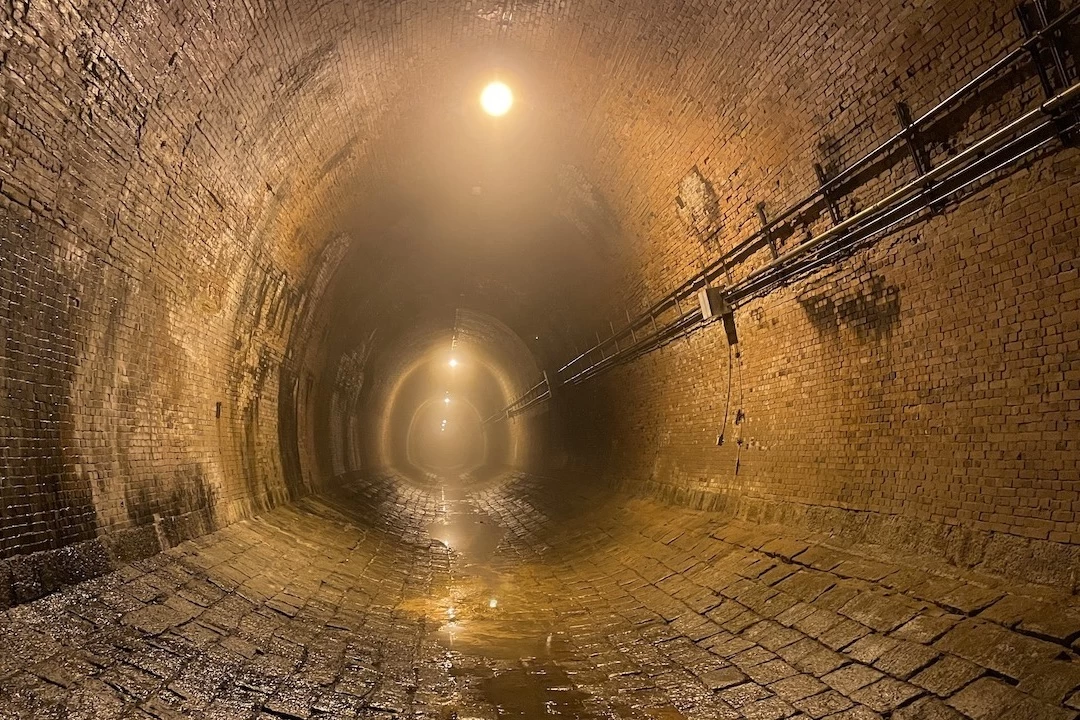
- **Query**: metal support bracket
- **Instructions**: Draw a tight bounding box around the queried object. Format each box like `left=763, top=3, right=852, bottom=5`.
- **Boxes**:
left=895, top=102, right=932, bottom=177
left=813, top=164, right=844, bottom=225
left=756, top=202, right=780, bottom=259
left=1019, top=0, right=1077, bottom=143
left=542, top=370, right=556, bottom=396
left=1033, top=0, right=1069, bottom=89
left=1018, top=3, right=1059, bottom=99
left=895, top=101, right=945, bottom=211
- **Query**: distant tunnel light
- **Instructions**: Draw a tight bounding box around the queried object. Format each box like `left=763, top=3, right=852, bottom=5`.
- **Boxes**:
left=480, top=81, right=513, bottom=117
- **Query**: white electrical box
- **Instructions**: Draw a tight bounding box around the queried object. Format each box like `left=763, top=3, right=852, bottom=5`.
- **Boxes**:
left=697, top=285, right=739, bottom=345
left=697, top=286, right=727, bottom=320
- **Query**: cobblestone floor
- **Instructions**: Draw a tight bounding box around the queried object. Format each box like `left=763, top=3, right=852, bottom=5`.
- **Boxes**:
left=1, top=471, right=1079, bottom=719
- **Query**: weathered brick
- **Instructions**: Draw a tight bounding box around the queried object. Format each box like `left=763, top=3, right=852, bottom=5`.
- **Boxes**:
left=840, top=592, right=923, bottom=633
left=935, top=619, right=1062, bottom=682
left=893, top=697, right=965, bottom=720
left=946, top=677, right=1028, bottom=719
left=911, top=655, right=985, bottom=697
left=0, top=2, right=1077, bottom=719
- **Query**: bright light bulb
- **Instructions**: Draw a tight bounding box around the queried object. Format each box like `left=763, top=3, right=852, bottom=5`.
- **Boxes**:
left=444, top=397, right=450, bottom=405
left=480, top=81, right=513, bottom=117
left=448, top=358, right=459, bottom=368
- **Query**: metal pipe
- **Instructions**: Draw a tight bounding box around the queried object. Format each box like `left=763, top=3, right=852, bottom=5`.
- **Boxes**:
left=688, top=3, right=1077, bottom=280
left=751, top=128, right=1062, bottom=302
left=732, top=80, right=1077, bottom=297
left=490, top=12, right=1079, bottom=420
left=825, top=1, right=1078, bottom=190
left=732, top=117, right=1064, bottom=304
left=543, top=87, right=1073, bottom=406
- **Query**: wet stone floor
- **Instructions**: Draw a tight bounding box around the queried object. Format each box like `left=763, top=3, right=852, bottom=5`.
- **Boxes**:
left=1, top=472, right=1080, bottom=719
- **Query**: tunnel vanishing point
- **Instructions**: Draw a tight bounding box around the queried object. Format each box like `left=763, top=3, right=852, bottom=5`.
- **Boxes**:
left=1, top=0, right=1079, bottom=718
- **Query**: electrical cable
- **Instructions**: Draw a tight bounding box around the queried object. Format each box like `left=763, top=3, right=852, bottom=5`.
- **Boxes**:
left=717, top=341, right=734, bottom=446
left=733, top=342, right=745, bottom=475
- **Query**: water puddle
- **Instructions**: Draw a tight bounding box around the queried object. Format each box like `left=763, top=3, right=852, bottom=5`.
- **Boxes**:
left=438, top=621, right=571, bottom=660
left=478, top=663, right=595, bottom=718
left=426, top=514, right=505, bottom=562
left=422, top=475, right=620, bottom=718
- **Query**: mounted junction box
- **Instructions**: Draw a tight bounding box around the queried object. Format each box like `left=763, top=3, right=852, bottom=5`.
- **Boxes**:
left=697, top=286, right=727, bottom=320
left=697, top=286, right=739, bottom=345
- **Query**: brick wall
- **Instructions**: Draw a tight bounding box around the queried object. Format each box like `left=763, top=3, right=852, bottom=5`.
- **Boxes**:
left=1, top=0, right=1076, bottom=603
left=565, top=149, right=1078, bottom=583
left=551, top=2, right=1080, bottom=584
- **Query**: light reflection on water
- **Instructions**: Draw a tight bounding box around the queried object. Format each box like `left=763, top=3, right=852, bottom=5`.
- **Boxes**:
left=426, top=513, right=505, bottom=560
left=415, top=474, right=675, bottom=719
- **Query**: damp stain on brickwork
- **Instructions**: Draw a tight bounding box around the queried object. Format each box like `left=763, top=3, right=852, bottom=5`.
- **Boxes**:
left=0, top=218, right=97, bottom=558
left=675, top=166, right=722, bottom=252
left=797, top=275, right=902, bottom=343
left=0, top=0, right=1078, bottom=706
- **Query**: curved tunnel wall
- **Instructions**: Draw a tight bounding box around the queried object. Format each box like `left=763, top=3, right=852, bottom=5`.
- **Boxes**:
left=0, top=0, right=1077, bottom=607
left=404, top=397, right=487, bottom=473
left=346, top=310, right=546, bottom=481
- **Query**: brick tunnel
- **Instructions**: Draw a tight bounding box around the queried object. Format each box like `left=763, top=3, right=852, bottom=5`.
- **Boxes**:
left=1, top=0, right=1079, bottom=718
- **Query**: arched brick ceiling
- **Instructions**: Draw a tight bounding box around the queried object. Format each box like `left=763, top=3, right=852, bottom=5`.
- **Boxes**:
left=7, top=0, right=1070, bottom=600
left=10, top=0, right=1001, bottom=340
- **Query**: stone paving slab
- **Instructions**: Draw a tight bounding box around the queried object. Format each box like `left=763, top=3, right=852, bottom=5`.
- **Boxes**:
left=0, top=471, right=1078, bottom=719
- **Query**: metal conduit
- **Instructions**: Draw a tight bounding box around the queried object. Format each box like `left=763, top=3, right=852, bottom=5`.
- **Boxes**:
left=485, top=6, right=1078, bottom=425
left=729, top=82, right=1079, bottom=304
left=552, top=3, right=1078, bottom=382
left=731, top=115, right=1074, bottom=305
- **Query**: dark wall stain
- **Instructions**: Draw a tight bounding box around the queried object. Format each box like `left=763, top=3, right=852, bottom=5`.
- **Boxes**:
left=277, top=365, right=305, bottom=499
left=123, top=464, right=214, bottom=529
left=0, top=216, right=97, bottom=559
left=798, top=275, right=901, bottom=343
left=229, top=261, right=300, bottom=505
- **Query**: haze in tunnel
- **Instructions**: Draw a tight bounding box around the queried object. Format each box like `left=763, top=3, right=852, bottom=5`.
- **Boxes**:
left=1, top=0, right=1079, bottom=717
left=406, top=398, right=486, bottom=471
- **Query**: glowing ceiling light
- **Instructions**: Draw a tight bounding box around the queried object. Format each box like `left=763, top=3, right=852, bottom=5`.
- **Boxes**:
left=480, top=81, right=513, bottom=117
left=448, top=358, right=459, bottom=368
left=444, top=397, right=451, bottom=405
